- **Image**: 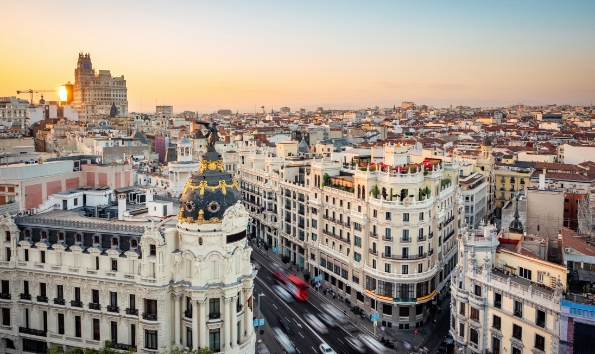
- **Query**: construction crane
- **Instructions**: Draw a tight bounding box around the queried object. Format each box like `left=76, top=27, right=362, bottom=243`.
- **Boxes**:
left=16, top=89, right=58, bottom=104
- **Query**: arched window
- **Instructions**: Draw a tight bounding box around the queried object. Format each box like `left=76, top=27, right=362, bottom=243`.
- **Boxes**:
left=24, top=229, right=31, bottom=239
left=41, top=231, right=48, bottom=240
left=75, top=233, right=82, bottom=243
left=199, top=237, right=203, bottom=246
left=130, top=239, right=138, bottom=248
left=58, top=232, right=65, bottom=241
left=112, top=237, right=119, bottom=247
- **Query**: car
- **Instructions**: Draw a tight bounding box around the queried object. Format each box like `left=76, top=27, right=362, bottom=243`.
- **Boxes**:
left=344, top=336, right=366, bottom=353
left=319, top=343, right=335, bottom=354
left=304, top=313, right=328, bottom=334
left=276, top=315, right=294, bottom=335
left=321, top=303, right=348, bottom=323
left=272, top=327, right=296, bottom=354
left=317, top=313, right=337, bottom=328
left=272, top=284, right=295, bottom=303
left=443, top=334, right=454, bottom=345
left=357, top=333, right=388, bottom=354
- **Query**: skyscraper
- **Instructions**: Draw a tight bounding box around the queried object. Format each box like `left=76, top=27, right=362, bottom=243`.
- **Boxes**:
left=72, top=53, right=128, bottom=123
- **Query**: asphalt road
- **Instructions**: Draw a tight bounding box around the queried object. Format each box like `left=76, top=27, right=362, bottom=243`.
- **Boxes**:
left=252, top=250, right=391, bottom=354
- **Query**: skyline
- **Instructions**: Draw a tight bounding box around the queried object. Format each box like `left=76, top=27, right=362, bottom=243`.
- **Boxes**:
left=1, top=0, right=594, bottom=113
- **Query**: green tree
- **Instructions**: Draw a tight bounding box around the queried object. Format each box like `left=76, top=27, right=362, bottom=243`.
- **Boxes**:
left=322, top=173, right=330, bottom=187
left=282, top=255, right=291, bottom=264
left=303, top=272, right=311, bottom=283
left=371, top=185, right=380, bottom=199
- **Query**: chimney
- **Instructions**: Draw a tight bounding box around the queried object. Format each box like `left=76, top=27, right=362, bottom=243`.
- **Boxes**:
left=118, top=194, right=126, bottom=221
left=539, top=173, right=546, bottom=190
left=146, top=189, right=154, bottom=202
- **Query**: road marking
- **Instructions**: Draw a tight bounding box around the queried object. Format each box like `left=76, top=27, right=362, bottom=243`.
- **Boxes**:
left=273, top=304, right=278, bottom=309
left=299, top=332, right=304, bottom=338
left=311, top=347, right=317, bottom=353
left=296, top=349, right=300, bottom=353
left=337, top=338, right=344, bottom=344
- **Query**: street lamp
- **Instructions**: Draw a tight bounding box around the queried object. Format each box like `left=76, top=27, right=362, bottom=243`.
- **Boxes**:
left=256, top=293, right=265, bottom=353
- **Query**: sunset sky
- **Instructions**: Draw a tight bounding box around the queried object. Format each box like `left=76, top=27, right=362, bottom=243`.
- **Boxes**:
left=1, top=0, right=594, bottom=113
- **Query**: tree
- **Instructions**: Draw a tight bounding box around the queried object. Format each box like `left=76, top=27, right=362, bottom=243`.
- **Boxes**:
left=371, top=185, right=380, bottom=199
left=322, top=173, right=330, bottom=187
left=303, top=272, right=311, bottom=283
left=282, top=255, right=291, bottom=264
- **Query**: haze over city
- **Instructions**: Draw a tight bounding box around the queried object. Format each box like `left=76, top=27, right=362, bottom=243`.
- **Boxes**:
left=1, top=0, right=594, bottom=113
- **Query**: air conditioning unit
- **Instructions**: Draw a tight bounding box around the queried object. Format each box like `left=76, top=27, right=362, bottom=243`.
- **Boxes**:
left=17, top=212, right=24, bottom=216
left=565, top=247, right=571, bottom=253
left=29, top=209, right=36, bottom=215
left=24, top=210, right=30, bottom=215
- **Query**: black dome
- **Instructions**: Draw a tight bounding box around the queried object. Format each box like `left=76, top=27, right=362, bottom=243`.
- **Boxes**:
left=178, top=122, right=240, bottom=224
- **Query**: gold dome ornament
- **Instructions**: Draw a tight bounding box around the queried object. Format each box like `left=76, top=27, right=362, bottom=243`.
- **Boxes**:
left=198, top=159, right=224, bottom=173
left=182, top=179, right=239, bottom=196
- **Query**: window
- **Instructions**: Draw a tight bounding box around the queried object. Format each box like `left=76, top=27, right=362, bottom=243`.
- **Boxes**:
left=459, top=323, right=465, bottom=337
left=187, top=327, right=193, bottom=348
left=145, top=330, right=158, bottom=349
left=111, top=321, right=118, bottom=342
left=469, top=328, right=478, bottom=344
left=512, top=324, right=522, bottom=340
left=209, top=298, right=220, bottom=316
left=535, top=334, right=545, bottom=350
left=386, top=212, right=391, bottom=220
left=145, top=299, right=158, bottom=315
left=92, top=289, right=99, bottom=304
left=1, top=280, right=8, bottom=294
left=459, top=302, right=465, bottom=316
left=2, top=308, right=10, bottom=326
left=93, top=318, right=100, bottom=341
left=354, top=236, right=362, bottom=247
left=95, top=256, right=99, bottom=270
left=403, top=213, right=409, bottom=221
left=41, top=251, right=46, bottom=263
left=474, top=285, right=481, bottom=296
left=23, top=280, right=29, bottom=295
left=399, top=306, right=409, bottom=317
left=470, top=307, right=479, bottom=321
left=536, top=309, right=546, bottom=328
left=492, top=337, right=501, bottom=354
left=130, top=294, right=136, bottom=309
left=385, top=228, right=392, bottom=239
left=24, top=249, right=28, bottom=261
left=402, top=229, right=409, bottom=241
left=209, top=328, right=221, bottom=351
left=514, top=301, right=523, bottom=318
left=131, top=324, right=136, bottom=346
left=418, top=264, right=423, bottom=273
left=493, top=315, right=501, bottom=330
left=57, top=285, right=63, bottom=299
left=494, top=292, right=502, bottom=308
left=131, top=239, right=138, bottom=248
left=519, top=267, right=532, bottom=280
left=40, top=283, right=46, bottom=297
left=402, top=265, right=408, bottom=274
left=110, top=292, right=118, bottom=307
left=354, top=252, right=361, bottom=262
left=385, top=263, right=391, bottom=273
left=419, top=212, right=424, bottom=221
left=373, top=209, right=377, bottom=218
left=111, top=259, right=118, bottom=271
left=75, top=316, right=81, bottom=337
left=372, top=259, right=376, bottom=269
left=150, top=244, right=156, bottom=256
left=58, top=313, right=64, bottom=334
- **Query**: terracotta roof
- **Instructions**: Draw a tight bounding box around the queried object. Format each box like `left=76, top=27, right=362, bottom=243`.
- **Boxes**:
left=561, top=227, right=595, bottom=256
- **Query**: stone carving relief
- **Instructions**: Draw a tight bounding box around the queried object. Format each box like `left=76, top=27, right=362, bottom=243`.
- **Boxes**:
left=221, top=201, right=249, bottom=234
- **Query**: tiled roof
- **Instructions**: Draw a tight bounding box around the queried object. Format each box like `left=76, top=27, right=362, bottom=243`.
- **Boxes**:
left=561, top=227, right=595, bottom=256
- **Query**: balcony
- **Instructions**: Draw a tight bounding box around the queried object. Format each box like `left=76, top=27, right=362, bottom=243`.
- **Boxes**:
left=444, top=230, right=455, bottom=242
left=382, top=252, right=427, bottom=260
left=512, top=332, right=522, bottom=341
left=88, top=303, right=101, bottom=310
left=370, top=232, right=378, bottom=239
left=400, top=237, right=411, bottom=243
left=19, top=327, right=47, bottom=337
left=53, top=298, right=65, bottom=305
left=209, top=312, right=221, bottom=319
left=71, top=300, right=83, bottom=308
left=125, top=308, right=138, bottom=316
left=536, top=318, right=545, bottom=328
left=184, top=309, right=192, bottom=318
left=107, top=305, right=120, bottom=313
left=428, top=232, right=434, bottom=239
left=20, top=293, right=32, bottom=300
left=382, top=236, right=393, bottom=241
left=514, top=311, right=523, bottom=318
left=0, top=293, right=11, bottom=300
left=237, top=304, right=244, bottom=312
left=369, top=248, right=378, bottom=256
left=37, top=296, right=48, bottom=303
left=418, top=235, right=427, bottom=242
left=142, top=313, right=158, bottom=321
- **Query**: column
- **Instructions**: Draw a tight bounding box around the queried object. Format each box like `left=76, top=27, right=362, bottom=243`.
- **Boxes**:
left=174, top=294, right=182, bottom=347
left=244, top=290, right=253, bottom=339
left=224, top=298, right=231, bottom=349
left=239, top=292, right=245, bottom=342
left=199, top=300, right=207, bottom=348
left=192, top=301, right=199, bottom=350
left=231, top=296, right=238, bottom=347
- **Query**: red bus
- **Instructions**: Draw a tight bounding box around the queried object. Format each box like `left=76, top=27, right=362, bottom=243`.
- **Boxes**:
left=272, top=268, right=309, bottom=301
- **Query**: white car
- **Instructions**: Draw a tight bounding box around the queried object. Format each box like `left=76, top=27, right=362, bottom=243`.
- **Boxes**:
left=319, top=343, right=336, bottom=354
left=357, top=333, right=387, bottom=354
left=272, top=284, right=294, bottom=303
left=321, top=303, right=348, bottom=323
left=317, top=313, right=337, bottom=328
left=304, top=313, right=328, bottom=334
left=272, top=327, right=296, bottom=354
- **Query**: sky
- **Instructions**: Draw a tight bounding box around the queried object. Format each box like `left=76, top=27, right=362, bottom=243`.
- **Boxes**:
left=1, top=0, right=594, bottom=113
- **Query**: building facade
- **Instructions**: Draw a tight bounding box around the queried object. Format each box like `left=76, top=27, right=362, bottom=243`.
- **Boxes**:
left=0, top=126, right=256, bottom=353
left=238, top=142, right=462, bottom=328
left=450, top=225, right=566, bottom=354
left=72, top=53, right=128, bottom=124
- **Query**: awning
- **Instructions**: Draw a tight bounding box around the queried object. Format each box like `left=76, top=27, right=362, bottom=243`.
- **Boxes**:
left=115, top=186, right=138, bottom=193
left=577, top=269, right=595, bottom=282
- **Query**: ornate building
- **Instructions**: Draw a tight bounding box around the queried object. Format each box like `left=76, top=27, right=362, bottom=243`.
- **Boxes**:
left=0, top=123, right=256, bottom=353
left=72, top=53, right=128, bottom=124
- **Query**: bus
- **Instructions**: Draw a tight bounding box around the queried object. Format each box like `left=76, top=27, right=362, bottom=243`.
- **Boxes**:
left=272, top=268, right=309, bottom=301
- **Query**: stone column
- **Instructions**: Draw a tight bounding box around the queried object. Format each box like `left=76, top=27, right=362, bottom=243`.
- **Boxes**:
left=199, top=300, right=207, bottom=348
left=231, top=296, right=238, bottom=347
left=174, top=294, right=182, bottom=347
left=244, top=290, right=253, bottom=339
left=224, top=297, right=232, bottom=349
left=192, top=301, right=199, bottom=350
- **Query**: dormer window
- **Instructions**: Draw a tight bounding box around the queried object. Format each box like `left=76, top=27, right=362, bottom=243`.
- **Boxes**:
left=130, top=239, right=138, bottom=249
left=24, top=230, right=31, bottom=239
left=75, top=233, right=82, bottom=243
left=93, top=235, right=101, bottom=247
left=112, top=237, right=119, bottom=247
left=41, top=231, right=48, bottom=240
left=58, top=232, right=65, bottom=242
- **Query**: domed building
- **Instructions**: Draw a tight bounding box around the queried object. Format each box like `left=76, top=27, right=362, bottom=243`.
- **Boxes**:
left=0, top=121, right=256, bottom=353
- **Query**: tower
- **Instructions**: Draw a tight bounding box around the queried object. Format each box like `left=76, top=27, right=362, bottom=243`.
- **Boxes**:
left=177, top=135, right=193, bottom=162
left=174, top=122, right=256, bottom=352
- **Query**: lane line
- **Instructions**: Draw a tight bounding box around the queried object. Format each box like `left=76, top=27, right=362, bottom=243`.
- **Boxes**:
left=311, top=347, right=317, bottom=353
left=273, top=304, right=278, bottom=309
left=299, top=332, right=305, bottom=338
left=337, top=338, right=344, bottom=344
